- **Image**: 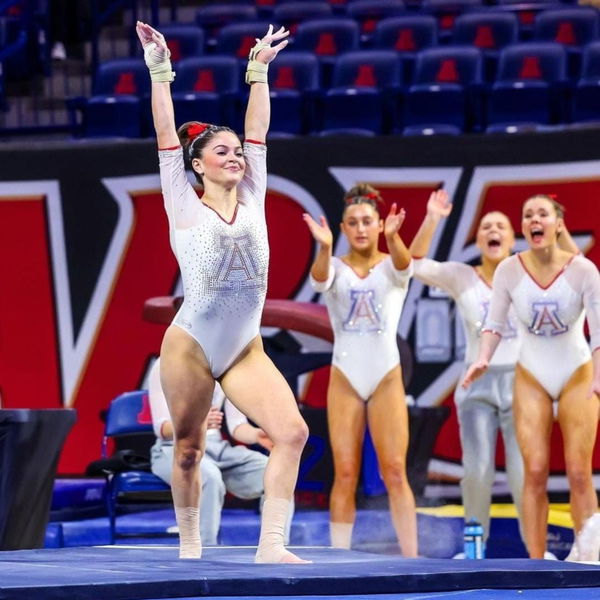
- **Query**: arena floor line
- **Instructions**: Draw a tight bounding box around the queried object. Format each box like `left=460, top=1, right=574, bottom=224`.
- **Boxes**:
left=2, top=546, right=600, bottom=600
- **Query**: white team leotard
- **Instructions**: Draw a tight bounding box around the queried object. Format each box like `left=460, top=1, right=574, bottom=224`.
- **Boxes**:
left=413, top=258, right=521, bottom=366
left=158, top=141, right=268, bottom=378
left=485, top=253, right=600, bottom=400
left=311, top=256, right=413, bottom=400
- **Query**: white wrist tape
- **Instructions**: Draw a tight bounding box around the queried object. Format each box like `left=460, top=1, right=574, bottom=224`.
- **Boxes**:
left=144, top=41, right=175, bottom=83
left=245, top=39, right=270, bottom=85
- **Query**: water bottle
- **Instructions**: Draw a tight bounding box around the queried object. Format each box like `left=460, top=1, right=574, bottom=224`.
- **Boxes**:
left=463, top=519, right=484, bottom=559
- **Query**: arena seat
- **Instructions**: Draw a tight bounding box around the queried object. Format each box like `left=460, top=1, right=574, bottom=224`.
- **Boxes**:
left=403, top=45, right=484, bottom=133
left=195, top=3, right=259, bottom=48
left=268, top=52, right=321, bottom=134
left=452, top=12, right=520, bottom=81
left=100, top=390, right=171, bottom=544
left=272, top=1, right=333, bottom=35
left=158, top=24, right=205, bottom=66
left=487, top=41, right=568, bottom=128
left=346, top=0, right=407, bottom=43
left=170, top=55, right=240, bottom=130
left=215, top=21, right=273, bottom=62
left=571, top=40, right=600, bottom=125
left=322, top=50, right=403, bottom=133
left=373, top=15, right=438, bottom=84
left=291, top=18, right=360, bottom=86
left=420, top=0, right=484, bottom=41
left=82, top=58, right=150, bottom=138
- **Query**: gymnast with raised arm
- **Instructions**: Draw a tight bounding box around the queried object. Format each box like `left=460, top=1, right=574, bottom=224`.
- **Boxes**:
left=136, top=21, right=308, bottom=563
left=462, top=195, right=600, bottom=560
left=303, top=185, right=418, bottom=557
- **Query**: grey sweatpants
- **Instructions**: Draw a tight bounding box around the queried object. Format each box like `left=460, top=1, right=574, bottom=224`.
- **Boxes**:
left=454, top=365, right=524, bottom=542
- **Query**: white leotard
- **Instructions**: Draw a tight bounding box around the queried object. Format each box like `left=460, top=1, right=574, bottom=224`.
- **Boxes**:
left=311, top=256, right=413, bottom=400
left=158, top=142, right=268, bottom=378
left=485, top=253, right=600, bottom=400
left=413, top=258, right=520, bottom=366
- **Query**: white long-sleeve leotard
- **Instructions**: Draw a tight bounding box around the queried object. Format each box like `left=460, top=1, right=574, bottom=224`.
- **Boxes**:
left=484, top=253, right=600, bottom=400
left=413, top=258, right=521, bottom=366
left=158, top=141, right=268, bottom=378
left=311, top=256, right=413, bottom=400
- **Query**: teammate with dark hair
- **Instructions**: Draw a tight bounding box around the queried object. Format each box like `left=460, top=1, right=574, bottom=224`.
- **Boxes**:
left=137, top=20, right=308, bottom=563
left=303, top=183, right=418, bottom=557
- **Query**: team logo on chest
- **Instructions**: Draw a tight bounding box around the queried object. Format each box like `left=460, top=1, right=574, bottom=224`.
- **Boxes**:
left=343, top=289, right=382, bottom=332
left=528, top=301, right=568, bottom=336
left=209, top=233, right=265, bottom=294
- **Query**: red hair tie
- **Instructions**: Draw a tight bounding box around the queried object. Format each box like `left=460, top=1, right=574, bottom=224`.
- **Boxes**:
left=547, top=193, right=558, bottom=200
left=365, top=192, right=379, bottom=200
left=188, top=122, right=210, bottom=140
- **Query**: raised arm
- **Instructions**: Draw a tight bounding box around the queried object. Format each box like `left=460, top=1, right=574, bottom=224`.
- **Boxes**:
left=557, top=222, right=580, bottom=255
left=303, top=214, right=333, bottom=282
left=408, top=189, right=451, bottom=257
left=244, top=25, right=289, bottom=143
left=136, top=22, right=179, bottom=149
left=383, top=204, right=411, bottom=270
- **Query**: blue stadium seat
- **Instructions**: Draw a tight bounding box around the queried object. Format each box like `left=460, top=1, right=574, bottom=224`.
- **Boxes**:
left=83, top=58, right=150, bottom=138
left=533, top=7, right=600, bottom=78
left=101, top=390, right=170, bottom=544
left=291, top=18, right=360, bottom=85
left=403, top=45, right=484, bottom=133
left=420, top=0, right=484, bottom=41
left=321, top=50, right=403, bottom=133
left=452, top=12, right=519, bottom=81
left=215, top=22, right=272, bottom=61
left=487, top=42, right=569, bottom=129
left=159, top=24, right=205, bottom=66
left=493, top=0, right=562, bottom=40
left=373, top=16, right=438, bottom=84
left=195, top=4, right=259, bottom=48
left=572, top=41, right=600, bottom=124
left=268, top=52, right=320, bottom=134
left=346, top=0, right=406, bottom=43
left=171, top=56, right=240, bottom=130
left=272, top=1, right=333, bottom=35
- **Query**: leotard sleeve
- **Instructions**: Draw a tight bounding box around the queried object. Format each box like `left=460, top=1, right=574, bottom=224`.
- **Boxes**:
left=385, top=256, right=413, bottom=287
left=413, top=258, right=474, bottom=298
left=310, top=258, right=336, bottom=293
left=482, top=257, right=515, bottom=336
left=577, top=256, right=600, bottom=352
left=148, top=359, right=171, bottom=440
left=238, top=141, right=267, bottom=209
left=158, top=147, right=202, bottom=257
left=223, top=398, right=249, bottom=438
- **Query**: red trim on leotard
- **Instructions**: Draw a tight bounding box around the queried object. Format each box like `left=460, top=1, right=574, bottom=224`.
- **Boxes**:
left=517, top=253, right=576, bottom=290
left=159, top=145, right=181, bottom=151
left=245, top=139, right=266, bottom=145
left=340, top=257, right=387, bottom=279
left=202, top=201, right=239, bottom=225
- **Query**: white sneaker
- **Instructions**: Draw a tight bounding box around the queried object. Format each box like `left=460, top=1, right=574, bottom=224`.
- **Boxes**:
left=576, top=513, right=600, bottom=562
left=543, top=551, right=558, bottom=560
left=452, top=552, right=466, bottom=559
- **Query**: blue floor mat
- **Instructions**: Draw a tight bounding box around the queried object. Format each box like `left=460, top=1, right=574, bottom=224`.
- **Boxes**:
left=2, top=546, right=600, bottom=600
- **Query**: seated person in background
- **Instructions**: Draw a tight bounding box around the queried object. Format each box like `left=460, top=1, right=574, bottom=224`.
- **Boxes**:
left=148, top=358, right=292, bottom=545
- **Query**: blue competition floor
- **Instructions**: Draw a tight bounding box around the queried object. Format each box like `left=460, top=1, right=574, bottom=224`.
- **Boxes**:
left=2, top=546, right=600, bottom=600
